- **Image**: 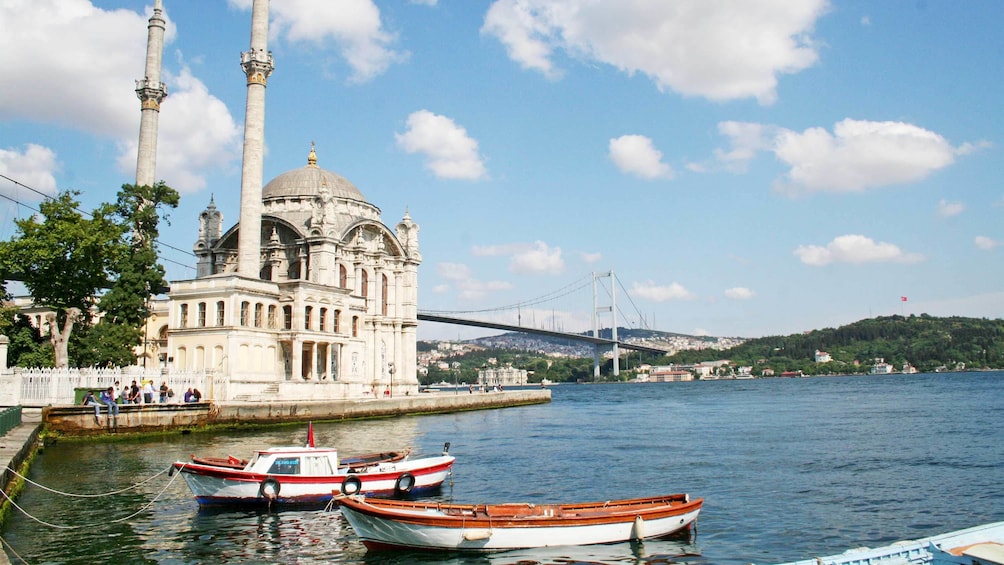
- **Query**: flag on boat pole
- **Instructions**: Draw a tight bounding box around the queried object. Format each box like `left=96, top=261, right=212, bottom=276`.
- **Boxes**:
left=307, top=421, right=315, bottom=448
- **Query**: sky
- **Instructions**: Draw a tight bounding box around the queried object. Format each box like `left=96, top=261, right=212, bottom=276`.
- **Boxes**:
left=1, top=0, right=1003, bottom=341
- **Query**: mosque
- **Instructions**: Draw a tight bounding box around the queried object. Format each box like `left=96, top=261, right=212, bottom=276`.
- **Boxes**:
left=141, top=0, right=422, bottom=400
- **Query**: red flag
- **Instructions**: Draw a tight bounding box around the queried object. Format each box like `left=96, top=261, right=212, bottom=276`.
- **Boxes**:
left=901, top=296, right=908, bottom=302
left=307, top=421, right=315, bottom=448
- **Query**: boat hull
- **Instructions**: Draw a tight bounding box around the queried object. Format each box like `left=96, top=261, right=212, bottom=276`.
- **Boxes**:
left=767, top=521, right=1004, bottom=565
left=174, top=456, right=454, bottom=506
left=337, top=494, right=702, bottom=552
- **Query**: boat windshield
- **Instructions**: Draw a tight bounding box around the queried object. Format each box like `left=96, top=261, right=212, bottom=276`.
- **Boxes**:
left=267, top=457, right=300, bottom=475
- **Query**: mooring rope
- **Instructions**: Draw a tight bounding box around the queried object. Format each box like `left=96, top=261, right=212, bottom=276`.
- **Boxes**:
left=3, top=465, right=172, bottom=498
left=0, top=534, right=29, bottom=565
left=0, top=464, right=185, bottom=530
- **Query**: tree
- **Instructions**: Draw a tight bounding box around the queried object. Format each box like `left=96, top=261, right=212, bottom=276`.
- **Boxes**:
left=0, top=191, right=124, bottom=368
left=0, top=182, right=179, bottom=368
left=79, top=182, right=179, bottom=366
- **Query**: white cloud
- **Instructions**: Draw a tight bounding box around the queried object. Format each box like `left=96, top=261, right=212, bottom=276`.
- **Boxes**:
left=117, top=66, right=242, bottom=193
left=974, top=236, right=1001, bottom=251
left=773, top=119, right=958, bottom=195
left=0, top=1, right=239, bottom=193
left=578, top=251, right=603, bottom=263
left=435, top=262, right=512, bottom=300
left=395, top=110, right=488, bottom=180
left=794, top=234, right=925, bottom=266
left=630, top=280, right=696, bottom=302
left=482, top=0, right=827, bottom=104
left=0, top=144, right=59, bottom=200
left=725, top=287, right=755, bottom=300
left=473, top=241, right=565, bottom=274
left=936, top=199, right=964, bottom=218
left=608, top=135, right=673, bottom=180
left=714, top=121, right=776, bottom=173
left=229, top=0, right=406, bottom=83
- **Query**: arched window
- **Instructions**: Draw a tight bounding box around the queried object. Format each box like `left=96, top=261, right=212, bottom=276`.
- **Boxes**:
left=267, top=305, right=277, bottom=329
left=352, top=316, right=359, bottom=337
left=283, top=305, right=292, bottom=330
left=198, top=302, right=207, bottom=327
left=333, top=309, right=341, bottom=334
left=240, top=301, right=250, bottom=326
left=179, top=304, right=189, bottom=328
left=319, top=308, right=327, bottom=332
left=254, top=303, right=263, bottom=327
left=304, top=306, right=313, bottom=330
left=216, top=301, right=226, bottom=326
left=339, top=264, right=348, bottom=288
left=360, top=269, right=368, bottom=298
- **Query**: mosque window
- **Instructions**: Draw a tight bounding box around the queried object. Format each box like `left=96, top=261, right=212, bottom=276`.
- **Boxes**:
left=360, top=270, right=368, bottom=298
left=267, top=305, right=277, bottom=329
left=283, top=305, right=292, bottom=330
left=180, top=304, right=188, bottom=328
left=240, top=301, right=250, bottom=326
left=198, top=302, right=207, bottom=327
left=254, top=303, right=263, bottom=327
left=352, top=316, right=359, bottom=337
left=305, top=306, right=313, bottom=330
left=334, top=310, right=341, bottom=334
left=319, top=308, right=327, bottom=332
left=216, top=301, right=225, bottom=326
left=339, top=264, right=347, bottom=288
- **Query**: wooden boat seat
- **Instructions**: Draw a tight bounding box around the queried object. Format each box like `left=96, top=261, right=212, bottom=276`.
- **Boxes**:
left=948, top=542, right=1004, bottom=564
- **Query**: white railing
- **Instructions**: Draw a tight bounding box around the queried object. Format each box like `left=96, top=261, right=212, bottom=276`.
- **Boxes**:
left=0, top=367, right=215, bottom=407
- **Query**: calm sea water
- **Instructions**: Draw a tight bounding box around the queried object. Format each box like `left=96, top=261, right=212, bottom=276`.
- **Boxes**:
left=2, top=372, right=1003, bottom=564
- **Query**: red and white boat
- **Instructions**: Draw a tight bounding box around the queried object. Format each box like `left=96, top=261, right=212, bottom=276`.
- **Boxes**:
left=171, top=432, right=454, bottom=507
left=336, top=492, right=702, bottom=552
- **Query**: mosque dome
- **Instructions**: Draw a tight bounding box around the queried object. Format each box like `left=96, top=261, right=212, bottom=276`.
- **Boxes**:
left=261, top=144, right=366, bottom=203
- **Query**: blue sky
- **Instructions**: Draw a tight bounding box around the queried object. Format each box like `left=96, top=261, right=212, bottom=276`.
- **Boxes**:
left=1, top=0, right=1002, bottom=341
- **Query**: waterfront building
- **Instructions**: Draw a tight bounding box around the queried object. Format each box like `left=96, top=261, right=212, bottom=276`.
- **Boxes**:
left=161, top=0, right=421, bottom=400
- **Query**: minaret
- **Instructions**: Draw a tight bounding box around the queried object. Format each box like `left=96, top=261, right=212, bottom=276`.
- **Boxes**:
left=236, top=0, right=274, bottom=278
left=135, top=0, right=168, bottom=187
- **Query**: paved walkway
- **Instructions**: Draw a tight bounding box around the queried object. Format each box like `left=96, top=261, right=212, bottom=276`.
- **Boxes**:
left=0, top=408, right=42, bottom=565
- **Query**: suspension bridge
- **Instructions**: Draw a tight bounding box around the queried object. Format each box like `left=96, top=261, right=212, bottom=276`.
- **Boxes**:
left=418, top=272, right=670, bottom=378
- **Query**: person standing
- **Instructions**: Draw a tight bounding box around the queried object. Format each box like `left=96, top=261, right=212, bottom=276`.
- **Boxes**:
left=142, top=380, right=155, bottom=404
left=159, top=381, right=169, bottom=403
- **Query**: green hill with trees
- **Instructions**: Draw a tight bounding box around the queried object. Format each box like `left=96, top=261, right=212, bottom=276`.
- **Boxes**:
left=664, top=314, right=1004, bottom=375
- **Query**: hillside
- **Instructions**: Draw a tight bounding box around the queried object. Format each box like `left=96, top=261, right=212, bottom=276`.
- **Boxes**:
left=419, top=314, right=1004, bottom=377
left=664, top=314, right=1004, bottom=374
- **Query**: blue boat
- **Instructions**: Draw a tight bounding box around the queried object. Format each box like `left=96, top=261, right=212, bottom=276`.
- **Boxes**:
left=767, top=521, right=1004, bottom=565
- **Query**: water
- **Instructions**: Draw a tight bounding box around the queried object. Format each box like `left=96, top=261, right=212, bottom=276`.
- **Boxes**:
left=3, top=372, right=1003, bottom=564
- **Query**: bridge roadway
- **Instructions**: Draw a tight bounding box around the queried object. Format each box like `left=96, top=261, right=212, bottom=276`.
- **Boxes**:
left=417, top=313, right=669, bottom=355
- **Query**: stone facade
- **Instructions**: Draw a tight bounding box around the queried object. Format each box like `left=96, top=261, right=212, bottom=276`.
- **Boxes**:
left=167, top=147, right=422, bottom=400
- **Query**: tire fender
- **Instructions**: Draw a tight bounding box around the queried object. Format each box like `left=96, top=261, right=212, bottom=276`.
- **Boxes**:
left=259, top=477, right=281, bottom=500
left=394, top=472, right=415, bottom=494
left=341, top=475, right=363, bottom=496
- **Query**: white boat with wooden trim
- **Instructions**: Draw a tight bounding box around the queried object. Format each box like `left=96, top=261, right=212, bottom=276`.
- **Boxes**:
left=172, top=442, right=453, bottom=507
left=335, top=492, right=702, bottom=552
left=766, top=521, right=1004, bottom=565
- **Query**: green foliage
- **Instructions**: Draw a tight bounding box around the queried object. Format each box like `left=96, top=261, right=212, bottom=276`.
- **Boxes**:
left=0, top=191, right=123, bottom=321
left=666, top=314, right=1004, bottom=374
left=0, top=306, right=52, bottom=367
left=0, top=182, right=179, bottom=368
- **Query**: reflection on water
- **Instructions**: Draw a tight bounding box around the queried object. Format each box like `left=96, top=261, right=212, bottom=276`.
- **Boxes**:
left=3, top=373, right=1003, bottom=564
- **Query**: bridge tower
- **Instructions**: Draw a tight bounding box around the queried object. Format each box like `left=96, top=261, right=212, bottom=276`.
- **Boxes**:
left=592, top=271, right=619, bottom=379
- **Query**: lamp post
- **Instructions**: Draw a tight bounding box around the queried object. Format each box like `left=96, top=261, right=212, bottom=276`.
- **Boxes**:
left=388, top=362, right=394, bottom=398
left=451, top=362, right=460, bottom=395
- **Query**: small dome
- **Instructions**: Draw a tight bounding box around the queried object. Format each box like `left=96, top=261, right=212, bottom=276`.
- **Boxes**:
left=262, top=145, right=366, bottom=202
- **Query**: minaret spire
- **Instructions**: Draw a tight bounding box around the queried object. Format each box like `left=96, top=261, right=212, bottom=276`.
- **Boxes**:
left=135, top=0, right=168, bottom=188
left=236, top=0, right=274, bottom=278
